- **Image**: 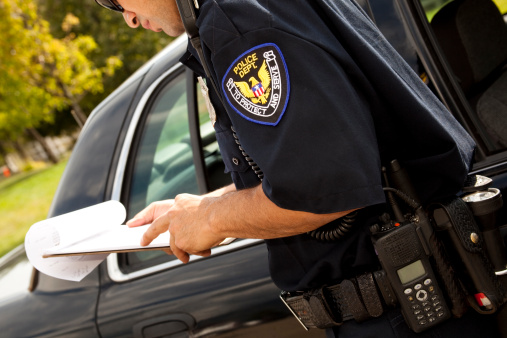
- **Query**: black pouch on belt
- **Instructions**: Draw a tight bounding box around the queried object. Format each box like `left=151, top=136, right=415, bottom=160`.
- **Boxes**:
left=430, top=197, right=507, bottom=314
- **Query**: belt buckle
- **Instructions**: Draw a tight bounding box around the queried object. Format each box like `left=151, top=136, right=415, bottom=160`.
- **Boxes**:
left=279, top=291, right=310, bottom=331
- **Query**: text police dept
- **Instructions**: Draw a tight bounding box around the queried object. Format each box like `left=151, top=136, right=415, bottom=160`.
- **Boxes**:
left=226, top=50, right=283, bottom=118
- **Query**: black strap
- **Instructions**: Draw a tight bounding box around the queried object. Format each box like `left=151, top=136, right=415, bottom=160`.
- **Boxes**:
left=357, top=272, right=384, bottom=318
left=174, top=0, right=225, bottom=107
left=174, top=0, right=265, bottom=183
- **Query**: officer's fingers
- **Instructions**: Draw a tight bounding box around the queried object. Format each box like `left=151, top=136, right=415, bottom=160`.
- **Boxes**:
left=193, top=249, right=212, bottom=257
left=127, top=204, right=157, bottom=228
left=127, top=200, right=174, bottom=228
left=170, top=234, right=190, bottom=264
left=140, top=215, right=170, bottom=246
left=162, top=248, right=174, bottom=256
left=126, top=217, right=148, bottom=228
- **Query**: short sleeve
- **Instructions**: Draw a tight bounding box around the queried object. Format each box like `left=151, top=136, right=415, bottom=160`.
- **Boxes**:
left=211, top=29, right=386, bottom=213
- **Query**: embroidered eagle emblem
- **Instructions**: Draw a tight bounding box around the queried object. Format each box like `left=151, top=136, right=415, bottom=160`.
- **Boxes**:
left=223, top=43, right=289, bottom=126
left=234, top=60, right=271, bottom=104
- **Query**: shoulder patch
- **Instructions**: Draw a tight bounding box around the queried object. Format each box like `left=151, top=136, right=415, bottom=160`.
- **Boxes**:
left=222, top=43, right=290, bottom=126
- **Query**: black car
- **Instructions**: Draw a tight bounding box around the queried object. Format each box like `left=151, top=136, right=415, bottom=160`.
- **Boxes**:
left=1, top=0, right=506, bottom=336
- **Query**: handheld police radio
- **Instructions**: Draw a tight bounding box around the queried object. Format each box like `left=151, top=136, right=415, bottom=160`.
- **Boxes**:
left=370, top=161, right=451, bottom=332
left=371, top=212, right=451, bottom=332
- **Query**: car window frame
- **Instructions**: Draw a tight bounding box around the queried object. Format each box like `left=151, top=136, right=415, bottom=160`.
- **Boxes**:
left=392, top=0, right=507, bottom=169
left=107, top=62, right=262, bottom=283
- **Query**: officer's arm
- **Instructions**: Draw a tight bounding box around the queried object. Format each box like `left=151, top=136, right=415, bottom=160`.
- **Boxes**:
left=207, top=183, right=357, bottom=240
left=205, top=183, right=237, bottom=197
left=131, top=183, right=358, bottom=263
left=126, top=183, right=238, bottom=229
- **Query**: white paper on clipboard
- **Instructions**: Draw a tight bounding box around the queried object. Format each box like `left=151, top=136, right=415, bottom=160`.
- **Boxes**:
left=24, top=201, right=170, bottom=282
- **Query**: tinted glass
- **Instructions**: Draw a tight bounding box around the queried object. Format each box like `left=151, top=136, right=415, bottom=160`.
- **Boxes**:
left=129, top=72, right=198, bottom=216
left=420, top=0, right=507, bottom=155
left=122, top=73, right=231, bottom=271
left=196, top=80, right=232, bottom=192
left=126, top=72, right=196, bottom=267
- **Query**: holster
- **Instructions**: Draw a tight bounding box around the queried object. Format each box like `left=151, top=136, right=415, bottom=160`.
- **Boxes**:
left=430, top=197, right=507, bottom=314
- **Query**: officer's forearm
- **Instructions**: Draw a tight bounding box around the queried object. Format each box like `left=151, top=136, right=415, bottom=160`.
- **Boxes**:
left=204, top=183, right=236, bottom=197
left=205, top=184, right=358, bottom=239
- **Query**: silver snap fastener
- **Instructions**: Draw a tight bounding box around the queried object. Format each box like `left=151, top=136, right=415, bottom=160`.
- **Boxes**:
left=232, top=157, right=240, bottom=165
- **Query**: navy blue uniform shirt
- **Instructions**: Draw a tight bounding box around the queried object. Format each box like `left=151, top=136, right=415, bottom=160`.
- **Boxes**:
left=181, top=0, right=475, bottom=291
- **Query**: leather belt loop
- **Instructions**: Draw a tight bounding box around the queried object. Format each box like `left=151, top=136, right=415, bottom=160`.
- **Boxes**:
left=356, top=272, right=384, bottom=318
left=308, top=288, right=342, bottom=328
left=340, top=279, right=371, bottom=322
left=326, top=284, right=354, bottom=322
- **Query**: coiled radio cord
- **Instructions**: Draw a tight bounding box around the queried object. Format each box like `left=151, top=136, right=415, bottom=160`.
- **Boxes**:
left=307, top=211, right=358, bottom=242
left=231, top=126, right=264, bottom=181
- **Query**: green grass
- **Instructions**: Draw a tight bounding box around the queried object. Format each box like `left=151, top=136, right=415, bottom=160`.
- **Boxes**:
left=0, top=160, right=67, bottom=257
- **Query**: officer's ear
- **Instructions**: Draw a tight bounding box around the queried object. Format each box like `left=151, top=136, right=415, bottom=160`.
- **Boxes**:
left=123, top=10, right=139, bottom=27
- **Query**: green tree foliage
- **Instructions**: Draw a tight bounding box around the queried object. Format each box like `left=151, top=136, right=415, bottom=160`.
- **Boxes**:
left=0, top=0, right=122, bottom=142
left=0, top=1, right=57, bottom=140
left=37, top=0, right=173, bottom=112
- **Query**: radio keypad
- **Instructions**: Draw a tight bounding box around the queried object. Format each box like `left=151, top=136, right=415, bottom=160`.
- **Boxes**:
left=405, top=278, right=445, bottom=326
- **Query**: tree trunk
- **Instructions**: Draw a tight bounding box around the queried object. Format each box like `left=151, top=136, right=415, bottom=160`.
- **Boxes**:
left=0, top=142, right=7, bottom=160
left=70, top=109, right=85, bottom=129
left=12, top=140, right=30, bottom=161
left=58, top=79, right=87, bottom=128
left=26, top=128, right=59, bottom=164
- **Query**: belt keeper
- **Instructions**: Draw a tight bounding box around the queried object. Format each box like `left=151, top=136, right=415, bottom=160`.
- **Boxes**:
left=308, top=288, right=342, bottom=329
left=280, top=288, right=343, bottom=330
left=356, top=272, right=384, bottom=318
left=340, top=279, right=371, bottom=322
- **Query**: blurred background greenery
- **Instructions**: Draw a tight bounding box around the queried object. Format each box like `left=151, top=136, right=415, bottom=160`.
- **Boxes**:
left=0, top=0, right=173, bottom=257
left=0, top=159, right=67, bottom=257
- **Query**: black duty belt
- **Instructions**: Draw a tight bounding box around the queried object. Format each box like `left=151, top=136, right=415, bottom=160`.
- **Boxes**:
left=280, top=271, right=398, bottom=330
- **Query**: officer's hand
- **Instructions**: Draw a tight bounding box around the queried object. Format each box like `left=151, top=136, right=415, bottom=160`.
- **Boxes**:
left=127, top=200, right=178, bottom=257
left=127, top=200, right=175, bottom=228
left=136, top=194, right=225, bottom=263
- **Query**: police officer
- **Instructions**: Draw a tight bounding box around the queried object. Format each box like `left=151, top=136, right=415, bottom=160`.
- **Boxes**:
left=95, top=0, right=500, bottom=336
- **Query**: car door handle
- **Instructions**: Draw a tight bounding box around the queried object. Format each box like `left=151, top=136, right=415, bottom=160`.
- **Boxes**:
left=133, top=313, right=196, bottom=338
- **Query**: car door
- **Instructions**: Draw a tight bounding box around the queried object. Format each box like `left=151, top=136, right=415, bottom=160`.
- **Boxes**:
left=95, top=62, right=324, bottom=337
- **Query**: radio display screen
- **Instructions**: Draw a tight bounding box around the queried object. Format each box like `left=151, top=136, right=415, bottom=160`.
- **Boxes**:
left=397, top=260, right=426, bottom=284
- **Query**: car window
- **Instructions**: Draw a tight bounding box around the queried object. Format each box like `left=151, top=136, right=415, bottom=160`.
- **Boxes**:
left=196, top=81, right=232, bottom=192
left=120, top=71, right=230, bottom=272
left=128, top=71, right=197, bottom=216
left=418, top=0, right=507, bottom=156
left=124, top=71, right=195, bottom=269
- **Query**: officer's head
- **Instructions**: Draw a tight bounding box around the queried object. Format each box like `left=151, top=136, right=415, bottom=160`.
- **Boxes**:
left=94, top=0, right=185, bottom=37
